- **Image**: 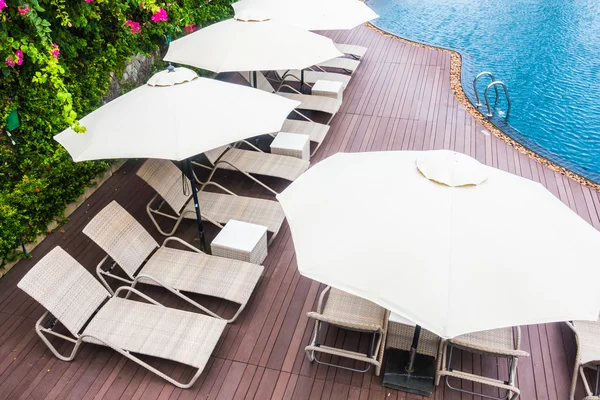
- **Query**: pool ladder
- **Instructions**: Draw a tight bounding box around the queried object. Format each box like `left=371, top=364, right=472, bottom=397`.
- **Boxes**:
left=473, top=72, right=511, bottom=118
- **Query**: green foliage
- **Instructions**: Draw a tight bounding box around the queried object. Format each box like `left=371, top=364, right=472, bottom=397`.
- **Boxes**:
left=0, top=0, right=234, bottom=264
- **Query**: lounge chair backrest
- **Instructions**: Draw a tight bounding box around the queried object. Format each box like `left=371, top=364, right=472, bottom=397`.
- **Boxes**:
left=136, top=159, right=190, bottom=215
left=17, top=247, right=110, bottom=336
left=83, top=201, right=159, bottom=278
left=204, top=146, right=229, bottom=166
left=238, top=71, right=275, bottom=93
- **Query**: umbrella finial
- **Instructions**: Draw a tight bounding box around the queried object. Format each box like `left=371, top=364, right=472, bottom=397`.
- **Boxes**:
left=416, top=150, right=488, bottom=187
left=147, top=66, right=198, bottom=86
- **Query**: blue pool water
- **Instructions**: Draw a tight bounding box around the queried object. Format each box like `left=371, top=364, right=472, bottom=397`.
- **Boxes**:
left=366, top=0, right=600, bottom=182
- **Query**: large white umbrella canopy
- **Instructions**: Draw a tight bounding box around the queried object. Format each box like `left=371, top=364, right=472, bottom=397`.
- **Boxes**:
left=163, top=16, right=343, bottom=73
left=276, top=150, right=600, bottom=339
left=232, top=0, right=379, bottom=31
left=54, top=67, right=300, bottom=161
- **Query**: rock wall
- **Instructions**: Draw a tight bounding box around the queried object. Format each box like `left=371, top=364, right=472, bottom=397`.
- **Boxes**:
left=104, top=50, right=163, bottom=101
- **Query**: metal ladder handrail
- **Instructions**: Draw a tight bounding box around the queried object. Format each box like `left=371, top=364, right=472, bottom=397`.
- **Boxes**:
left=484, top=81, right=511, bottom=118
left=473, top=72, right=498, bottom=107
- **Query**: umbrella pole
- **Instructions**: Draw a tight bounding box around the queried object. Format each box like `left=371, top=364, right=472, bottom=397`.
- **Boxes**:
left=406, top=325, right=421, bottom=372
left=300, top=69, right=305, bottom=92
left=382, top=323, right=435, bottom=396
left=185, top=159, right=209, bottom=253
left=253, top=71, right=257, bottom=88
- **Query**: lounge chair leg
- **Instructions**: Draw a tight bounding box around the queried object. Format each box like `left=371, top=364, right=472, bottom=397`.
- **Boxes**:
left=35, top=312, right=82, bottom=362
left=79, top=332, right=204, bottom=389
left=306, top=320, right=322, bottom=362
left=146, top=201, right=183, bottom=237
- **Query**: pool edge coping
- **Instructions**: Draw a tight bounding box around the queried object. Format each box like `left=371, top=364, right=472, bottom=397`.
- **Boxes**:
left=365, top=22, right=600, bottom=192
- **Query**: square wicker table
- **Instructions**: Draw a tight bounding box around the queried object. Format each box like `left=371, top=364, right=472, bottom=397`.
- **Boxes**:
left=312, top=79, right=344, bottom=101
left=270, top=132, right=310, bottom=160
left=211, top=220, right=268, bottom=265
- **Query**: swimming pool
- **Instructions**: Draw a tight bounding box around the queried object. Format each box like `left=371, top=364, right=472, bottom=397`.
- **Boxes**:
left=366, top=0, right=600, bottom=183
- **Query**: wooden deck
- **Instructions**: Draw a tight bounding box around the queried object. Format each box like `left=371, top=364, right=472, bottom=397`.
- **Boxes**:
left=0, top=25, right=597, bottom=399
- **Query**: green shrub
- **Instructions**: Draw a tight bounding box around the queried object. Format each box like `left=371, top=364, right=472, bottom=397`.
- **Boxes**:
left=0, top=0, right=233, bottom=264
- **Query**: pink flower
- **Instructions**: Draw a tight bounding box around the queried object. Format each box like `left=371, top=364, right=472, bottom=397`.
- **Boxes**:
left=50, top=44, right=59, bottom=59
left=18, top=5, right=29, bottom=15
left=15, top=49, right=23, bottom=65
left=0, top=0, right=7, bottom=12
left=184, top=24, right=196, bottom=33
left=139, top=2, right=144, bottom=8
left=125, top=20, right=141, bottom=34
left=151, top=8, right=168, bottom=23
left=5, top=57, right=15, bottom=67
left=85, top=0, right=94, bottom=2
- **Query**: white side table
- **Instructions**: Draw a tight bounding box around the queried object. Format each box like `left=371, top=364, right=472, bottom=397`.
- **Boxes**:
left=211, top=220, right=268, bottom=265
left=312, top=80, right=344, bottom=101
left=270, top=132, right=310, bottom=160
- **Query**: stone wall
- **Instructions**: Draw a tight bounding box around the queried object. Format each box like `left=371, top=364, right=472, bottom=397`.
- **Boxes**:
left=104, top=50, right=163, bottom=101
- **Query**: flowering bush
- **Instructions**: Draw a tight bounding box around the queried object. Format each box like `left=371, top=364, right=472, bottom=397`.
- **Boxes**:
left=0, top=0, right=234, bottom=264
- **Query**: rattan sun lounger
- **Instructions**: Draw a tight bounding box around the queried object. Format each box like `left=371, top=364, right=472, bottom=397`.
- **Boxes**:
left=17, top=246, right=227, bottom=389
left=567, top=320, right=600, bottom=400
left=241, top=71, right=342, bottom=124
left=196, top=144, right=309, bottom=196
left=305, top=286, right=389, bottom=376
left=137, top=159, right=284, bottom=243
left=275, top=69, right=352, bottom=88
left=336, top=43, right=368, bottom=59
left=436, top=327, right=529, bottom=400
left=316, top=57, right=360, bottom=74
left=83, top=200, right=264, bottom=323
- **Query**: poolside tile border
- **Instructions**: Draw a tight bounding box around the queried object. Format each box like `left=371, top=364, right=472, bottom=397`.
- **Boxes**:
left=366, top=22, right=600, bottom=192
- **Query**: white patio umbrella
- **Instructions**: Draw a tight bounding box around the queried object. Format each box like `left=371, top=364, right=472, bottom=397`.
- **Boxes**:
left=232, top=0, right=379, bottom=31
left=55, top=67, right=299, bottom=161
left=55, top=66, right=300, bottom=249
left=278, top=150, right=600, bottom=337
left=277, top=150, right=600, bottom=391
left=163, top=14, right=343, bottom=77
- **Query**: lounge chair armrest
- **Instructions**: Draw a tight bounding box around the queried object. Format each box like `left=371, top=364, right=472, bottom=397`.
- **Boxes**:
left=114, top=286, right=164, bottom=307
left=281, top=71, right=300, bottom=81
left=315, top=286, right=331, bottom=313
left=200, top=181, right=237, bottom=196
left=276, top=83, right=302, bottom=94
left=292, top=109, right=314, bottom=122
left=307, top=311, right=384, bottom=333
left=236, top=140, right=264, bottom=153
left=162, top=236, right=202, bottom=253
left=131, top=273, right=187, bottom=305
left=191, top=160, right=214, bottom=173
left=449, top=340, right=530, bottom=358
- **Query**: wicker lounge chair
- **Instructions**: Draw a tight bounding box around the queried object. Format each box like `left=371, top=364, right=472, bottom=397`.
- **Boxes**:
left=316, top=57, right=360, bottom=74
left=195, top=144, right=309, bottom=196
left=305, top=286, right=389, bottom=376
left=83, top=200, right=264, bottom=323
left=275, top=69, right=352, bottom=88
left=17, top=246, right=227, bottom=389
left=137, top=159, right=284, bottom=243
left=336, top=43, right=368, bottom=59
left=436, top=327, right=529, bottom=400
left=241, top=71, right=342, bottom=124
left=567, top=320, right=600, bottom=400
